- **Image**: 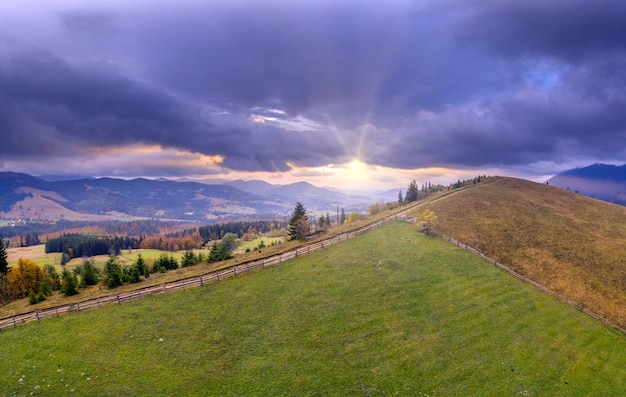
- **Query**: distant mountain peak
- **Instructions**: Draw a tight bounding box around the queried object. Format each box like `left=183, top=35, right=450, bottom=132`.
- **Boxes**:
left=547, top=163, right=626, bottom=206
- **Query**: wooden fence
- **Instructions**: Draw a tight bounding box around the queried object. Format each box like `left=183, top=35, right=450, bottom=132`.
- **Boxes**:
left=430, top=228, right=626, bottom=335
left=0, top=215, right=398, bottom=330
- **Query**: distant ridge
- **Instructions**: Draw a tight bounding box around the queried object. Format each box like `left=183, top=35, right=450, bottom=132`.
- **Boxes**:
left=0, top=172, right=375, bottom=222
left=0, top=172, right=287, bottom=222
left=37, top=174, right=95, bottom=182
left=546, top=163, right=626, bottom=205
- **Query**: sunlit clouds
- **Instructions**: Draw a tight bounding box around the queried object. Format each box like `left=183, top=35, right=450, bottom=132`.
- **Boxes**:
left=1, top=0, right=625, bottom=189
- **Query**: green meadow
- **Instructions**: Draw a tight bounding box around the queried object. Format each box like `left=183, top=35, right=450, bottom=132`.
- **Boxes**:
left=234, top=236, right=284, bottom=253
left=1, top=222, right=625, bottom=396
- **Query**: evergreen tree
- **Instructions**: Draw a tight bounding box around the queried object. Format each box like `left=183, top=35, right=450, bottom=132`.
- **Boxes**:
left=318, top=216, right=326, bottom=231
left=43, top=264, right=61, bottom=290
left=208, top=241, right=233, bottom=263
left=398, top=190, right=403, bottom=204
left=80, top=260, right=100, bottom=286
left=405, top=180, right=419, bottom=202
left=325, top=213, right=331, bottom=228
left=0, top=239, right=8, bottom=275
left=288, top=202, right=309, bottom=241
left=127, top=265, right=142, bottom=283
left=181, top=249, right=197, bottom=267
left=104, top=255, right=124, bottom=289
left=60, top=268, right=79, bottom=296
left=135, top=253, right=148, bottom=276
left=340, top=208, right=346, bottom=225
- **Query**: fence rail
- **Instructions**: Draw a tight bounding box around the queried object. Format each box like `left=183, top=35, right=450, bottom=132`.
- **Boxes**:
left=0, top=215, right=398, bottom=330
left=430, top=228, right=626, bottom=335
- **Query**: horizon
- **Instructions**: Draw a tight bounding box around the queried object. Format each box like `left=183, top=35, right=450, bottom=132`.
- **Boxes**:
left=2, top=1, right=625, bottom=190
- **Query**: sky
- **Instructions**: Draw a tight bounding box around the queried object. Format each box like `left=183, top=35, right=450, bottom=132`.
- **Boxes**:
left=1, top=0, right=625, bottom=192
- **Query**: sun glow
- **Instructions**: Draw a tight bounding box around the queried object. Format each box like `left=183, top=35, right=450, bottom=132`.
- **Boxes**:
left=350, top=159, right=365, bottom=171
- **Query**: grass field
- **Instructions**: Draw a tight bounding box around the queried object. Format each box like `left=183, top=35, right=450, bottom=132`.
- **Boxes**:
left=418, top=177, right=626, bottom=329
left=6, top=244, right=63, bottom=268
left=234, top=237, right=284, bottom=253
left=1, top=222, right=624, bottom=396
left=7, top=245, right=185, bottom=272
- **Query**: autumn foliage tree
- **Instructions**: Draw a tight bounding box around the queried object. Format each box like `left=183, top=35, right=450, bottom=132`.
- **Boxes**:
left=7, top=258, right=53, bottom=299
left=418, top=209, right=438, bottom=234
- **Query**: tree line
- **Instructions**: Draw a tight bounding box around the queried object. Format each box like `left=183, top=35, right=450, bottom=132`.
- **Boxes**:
left=45, top=234, right=142, bottom=261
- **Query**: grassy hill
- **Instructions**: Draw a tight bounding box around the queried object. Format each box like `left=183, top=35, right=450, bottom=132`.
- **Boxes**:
left=417, top=177, right=626, bottom=329
left=1, top=222, right=625, bottom=396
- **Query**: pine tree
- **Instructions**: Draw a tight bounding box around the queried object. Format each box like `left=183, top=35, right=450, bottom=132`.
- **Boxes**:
left=288, top=202, right=310, bottom=241
left=340, top=208, right=346, bottom=225
left=398, top=190, right=403, bottom=204
left=0, top=239, right=8, bottom=275
left=104, top=255, right=124, bottom=289
left=405, top=180, right=419, bottom=202
left=60, top=268, right=79, bottom=296
left=325, top=213, right=331, bottom=228
left=135, top=253, right=147, bottom=277
left=181, top=249, right=197, bottom=267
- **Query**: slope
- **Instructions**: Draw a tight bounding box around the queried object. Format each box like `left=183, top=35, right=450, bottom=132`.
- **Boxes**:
left=419, top=177, right=626, bottom=328
left=1, top=222, right=625, bottom=396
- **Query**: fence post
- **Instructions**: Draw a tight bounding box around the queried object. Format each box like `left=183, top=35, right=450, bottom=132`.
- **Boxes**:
left=163, top=284, right=166, bottom=292
left=13, top=315, right=16, bottom=327
left=117, top=295, right=121, bottom=304
left=77, top=302, right=80, bottom=311
left=262, top=259, right=265, bottom=268
left=56, top=307, right=59, bottom=316
left=200, top=277, right=203, bottom=286
left=97, top=299, right=101, bottom=307
left=36, top=310, right=39, bottom=321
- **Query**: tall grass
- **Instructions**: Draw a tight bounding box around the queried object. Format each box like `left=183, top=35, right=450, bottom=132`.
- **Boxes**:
left=1, top=222, right=624, bottom=396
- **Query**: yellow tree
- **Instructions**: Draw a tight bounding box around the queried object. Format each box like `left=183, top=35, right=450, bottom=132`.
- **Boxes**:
left=7, top=258, right=52, bottom=298
left=345, top=212, right=363, bottom=223
left=418, top=209, right=438, bottom=234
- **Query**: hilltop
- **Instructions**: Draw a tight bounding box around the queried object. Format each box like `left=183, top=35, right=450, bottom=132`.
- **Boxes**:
left=418, top=177, right=626, bottom=328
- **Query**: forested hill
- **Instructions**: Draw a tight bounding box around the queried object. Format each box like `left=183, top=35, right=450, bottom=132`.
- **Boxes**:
left=0, top=172, right=287, bottom=222
left=0, top=172, right=374, bottom=222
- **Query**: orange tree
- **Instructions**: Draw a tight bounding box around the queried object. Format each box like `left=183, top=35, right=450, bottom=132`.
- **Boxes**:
left=7, top=258, right=53, bottom=299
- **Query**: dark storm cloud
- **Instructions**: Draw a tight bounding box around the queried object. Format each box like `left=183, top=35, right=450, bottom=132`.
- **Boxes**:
left=455, top=0, right=626, bottom=62
left=0, top=50, right=342, bottom=172
left=1, top=0, right=625, bottom=176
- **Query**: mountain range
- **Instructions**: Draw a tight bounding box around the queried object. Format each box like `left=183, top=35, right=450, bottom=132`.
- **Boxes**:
left=0, top=172, right=376, bottom=223
left=546, top=163, right=626, bottom=206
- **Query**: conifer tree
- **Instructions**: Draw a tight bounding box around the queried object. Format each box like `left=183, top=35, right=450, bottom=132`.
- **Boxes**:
left=405, top=180, right=419, bottom=202
left=61, top=268, right=79, bottom=296
left=0, top=239, right=8, bottom=275
left=288, top=202, right=310, bottom=241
